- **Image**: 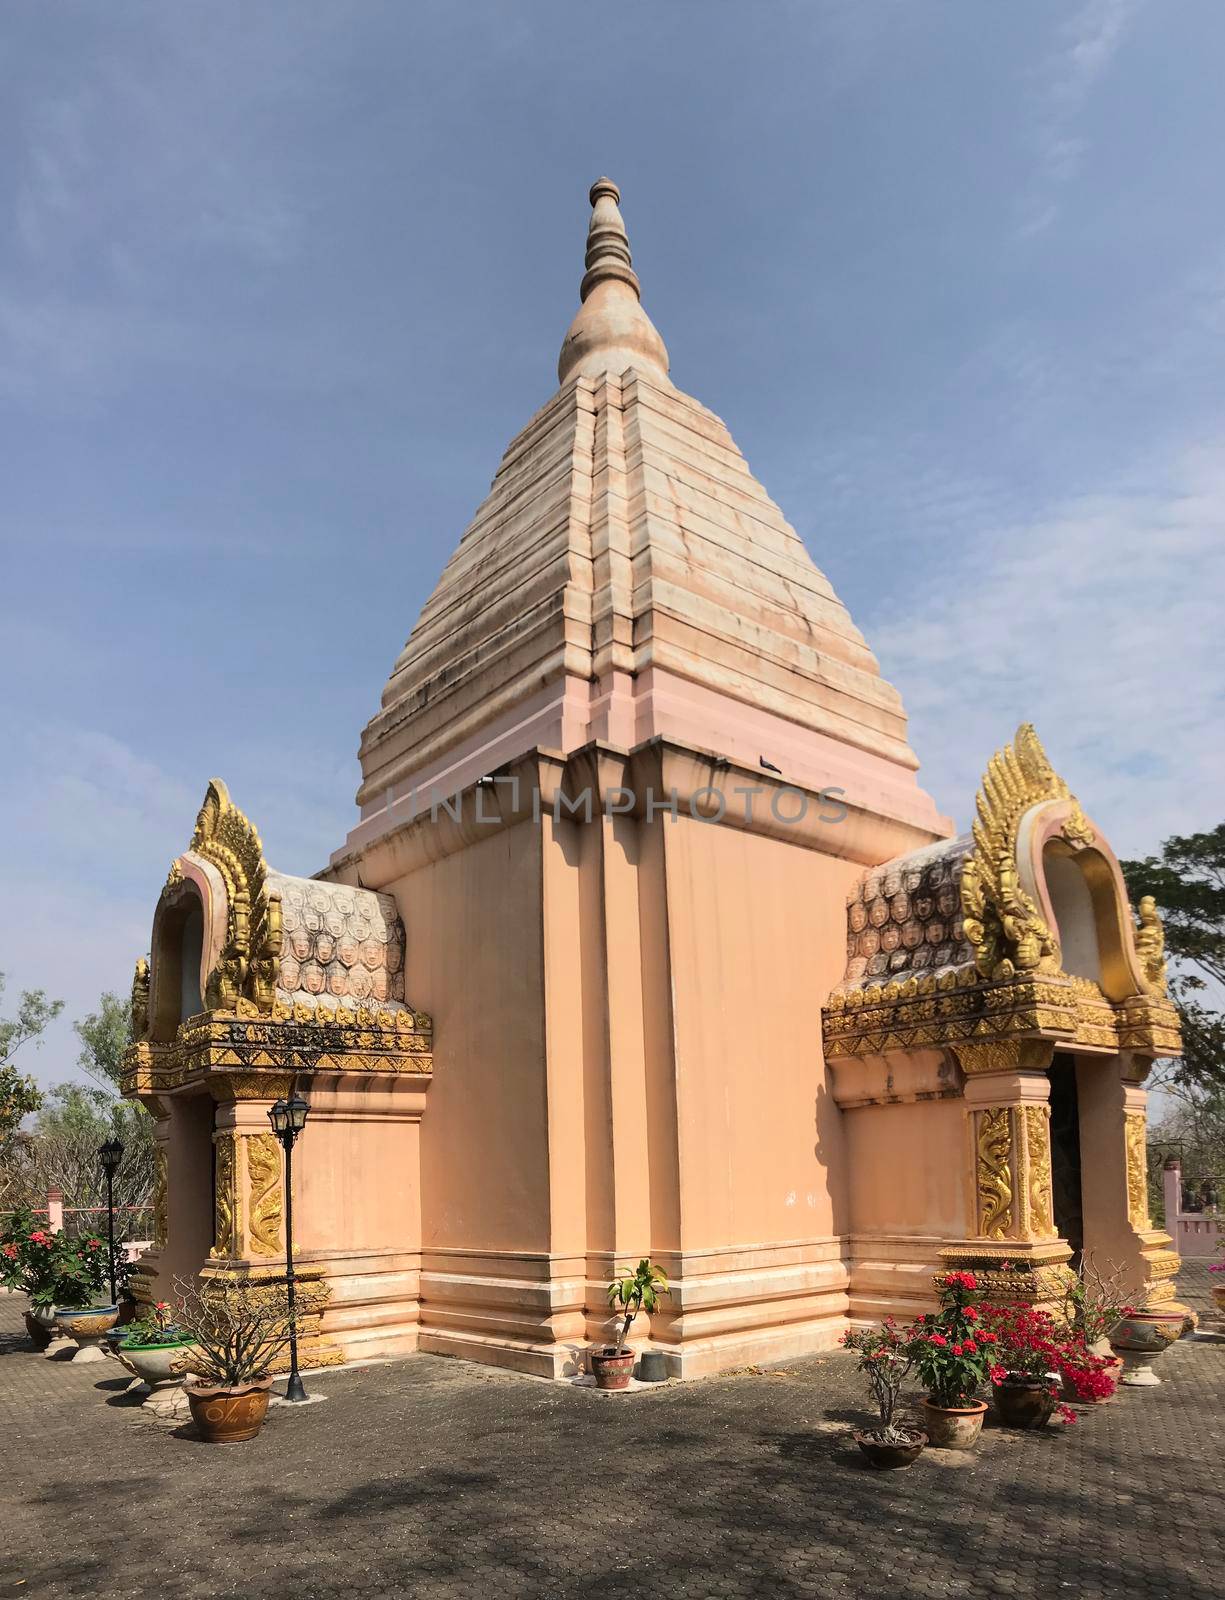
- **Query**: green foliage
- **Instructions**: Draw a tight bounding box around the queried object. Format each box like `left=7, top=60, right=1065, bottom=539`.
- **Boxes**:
left=0, top=972, right=65, bottom=1061
left=605, top=1258, right=670, bottom=1355
left=73, top=991, right=131, bottom=1091
left=1121, top=825, right=1225, bottom=1093
left=0, top=972, right=60, bottom=1173
left=122, top=1300, right=190, bottom=1349
left=0, top=1064, right=41, bottom=1148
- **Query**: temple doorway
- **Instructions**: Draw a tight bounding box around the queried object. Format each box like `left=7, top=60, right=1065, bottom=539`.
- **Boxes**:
left=1048, top=1053, right=1084, bottom=1265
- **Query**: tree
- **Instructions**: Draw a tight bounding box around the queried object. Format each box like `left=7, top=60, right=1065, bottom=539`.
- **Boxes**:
left=0, top=973, right=62, bottom=1191
left=1121, top=824, right=1225, bottom=1094
left=2, top=986, right=154, bottom=1237
left=73, top=991, right=131, bottom=1092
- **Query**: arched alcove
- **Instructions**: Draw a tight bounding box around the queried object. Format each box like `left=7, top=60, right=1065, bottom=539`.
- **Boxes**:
left=150, top=885, right=207, bottom=1041
left=1042, top=838, right=1103, bottom=985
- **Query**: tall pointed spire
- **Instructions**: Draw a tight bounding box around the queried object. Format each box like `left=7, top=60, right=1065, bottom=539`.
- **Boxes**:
left=557, top=178, right=670, bottom=385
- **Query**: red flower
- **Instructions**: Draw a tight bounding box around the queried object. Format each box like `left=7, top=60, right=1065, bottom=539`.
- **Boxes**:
left=961, top=1339, right=977, bottom=1353
left=989, top=1364, right=1007, bottom=1384
left=963, top=1306, right=978, bottom=1322
left=928, top=1333, right=948, bottom=1347
left=87, top=1239, right=102, bottom=1250
left=1, top=1243, right=17, bottom=1259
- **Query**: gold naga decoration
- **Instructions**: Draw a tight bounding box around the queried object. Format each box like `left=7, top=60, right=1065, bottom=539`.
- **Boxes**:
left=1021, top=1105, right=1055, bottom=1239
left=130, top=957, right=150, bottom=1041
left=1134, top=895, right=1168, bottom=994
left=960, top=724, right=1067, bottom=981
left=212, top=1132, right=240, bottom=1257
left=189, top=779, right=283, bottom=1014
left=1124, top=1110, right=1151, bottom=1229
left=246, top=1135, right=284, bottom=1256
left=152, top=1147, right=168, bottom=1248
left=976, top=1107, right=1013, bottom=1239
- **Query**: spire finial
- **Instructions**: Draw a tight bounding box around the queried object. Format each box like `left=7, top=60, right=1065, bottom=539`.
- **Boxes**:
left=558, top=178, right=670, bottom=385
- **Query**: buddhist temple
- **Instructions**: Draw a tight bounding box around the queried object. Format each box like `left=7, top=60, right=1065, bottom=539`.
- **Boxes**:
left=121, top=179, right=1185, bottom=1378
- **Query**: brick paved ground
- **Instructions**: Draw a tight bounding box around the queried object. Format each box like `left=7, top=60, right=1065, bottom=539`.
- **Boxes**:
left=3, top=1268, right=1222, bottom=1600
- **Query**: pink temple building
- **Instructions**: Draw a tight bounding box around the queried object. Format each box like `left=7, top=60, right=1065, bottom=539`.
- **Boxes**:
left=122, top=180, right=1185, bottom=1377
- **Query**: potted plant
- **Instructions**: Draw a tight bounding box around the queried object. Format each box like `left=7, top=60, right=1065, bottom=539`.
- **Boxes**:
left=1057, top=1342, right=1120, bottom=1404
left=1, top=1210, right=111, bottom=1354
left=1211, top=1241, right=1225, bottom=1319
left=908, top=1271, right=992, bottom=1449
left=1109, top=1291, right=1185, bottom=1387
left=841, top=1319, right=927, bottom=1468
left=1057, top=1253, right=1132, bottom=1367
left=980, top=1303, right=1077, bottom=1429
left=591, top=1259, right=669, bottom=1391
left=115, top=1300, right=200, bottom=1398
left=170, top=1274, right=295, bottom=1442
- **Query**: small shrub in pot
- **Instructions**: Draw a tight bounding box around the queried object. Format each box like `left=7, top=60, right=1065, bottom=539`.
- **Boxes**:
left=841, top=1319, right=926, bottom=1468
left=591, top=1259, right=669, bottom=1391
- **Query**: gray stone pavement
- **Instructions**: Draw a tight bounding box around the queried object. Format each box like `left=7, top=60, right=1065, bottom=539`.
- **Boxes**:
left=3, top=1268, right=1223, bottom=1600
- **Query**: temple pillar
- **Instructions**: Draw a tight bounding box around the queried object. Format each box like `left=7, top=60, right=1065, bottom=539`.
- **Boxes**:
left=939, top=1042, right=1074, bottom=1310
left=202, top=1072, right=343, bottom=1373
left=1077, top=1053, right=1181, bottom=1309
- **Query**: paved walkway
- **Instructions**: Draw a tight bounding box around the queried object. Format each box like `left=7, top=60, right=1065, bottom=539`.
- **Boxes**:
left=3, top=1269, right=1222, bottom=1600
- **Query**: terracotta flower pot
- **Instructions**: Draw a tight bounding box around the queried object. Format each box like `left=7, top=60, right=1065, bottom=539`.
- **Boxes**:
left=992, top=1378, right=1056, bottom=1429
left=185, top=1377, right=274, bottom=1443
left=1213, top=1282, right=1225, bottom=1318
left=590, top=1348, right=635, bottom=1391
left=921, top=1397, right=987, bottom=1449
left=853, top=1429, right=927, bottom=1469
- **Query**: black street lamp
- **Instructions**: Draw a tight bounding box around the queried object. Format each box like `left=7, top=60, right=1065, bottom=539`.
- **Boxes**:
left=97, top=1137, right=124, bottom=1306
left=267, top=1092, right=310, bottom=1402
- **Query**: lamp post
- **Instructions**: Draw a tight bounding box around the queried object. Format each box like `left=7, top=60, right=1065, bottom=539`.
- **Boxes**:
left=267, top=1092, right=310, bottom=1402
left=97, top=1137, right=124, bottom=1306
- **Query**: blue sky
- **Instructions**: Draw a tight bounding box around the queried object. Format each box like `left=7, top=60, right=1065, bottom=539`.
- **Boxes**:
left=2, top=1, right=1223, bottom=1087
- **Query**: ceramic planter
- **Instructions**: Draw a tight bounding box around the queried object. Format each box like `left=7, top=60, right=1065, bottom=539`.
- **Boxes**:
left=992, top=1378, right=1056, bottom=1428
left=1213, top=1282, right=1225, bottom=1320
left=921, top=1398, right=987, bottom=1449
left=185, top=1377, right=274, bottom=1443
left=117, top=1339, right=201, bottom=1397
left=590, top=1348, right=636, bottom=1390
left=23, top=1303, right=57, bottom=1351
left=1110, top=1311, right=1182, bottom=1387
left=853, top=1429, right=927, bottom=1469
left=53, top=1306, right=119, bottom=1362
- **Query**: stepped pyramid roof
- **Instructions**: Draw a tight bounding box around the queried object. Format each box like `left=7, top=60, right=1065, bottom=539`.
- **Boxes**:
left=350, top=179, right=946, bottom=846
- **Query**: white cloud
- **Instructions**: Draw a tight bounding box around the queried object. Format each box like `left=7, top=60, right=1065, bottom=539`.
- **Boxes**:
left=870, top=437, right=1225, bottom=858
left=1018, top=0, right=1143, bottom=235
